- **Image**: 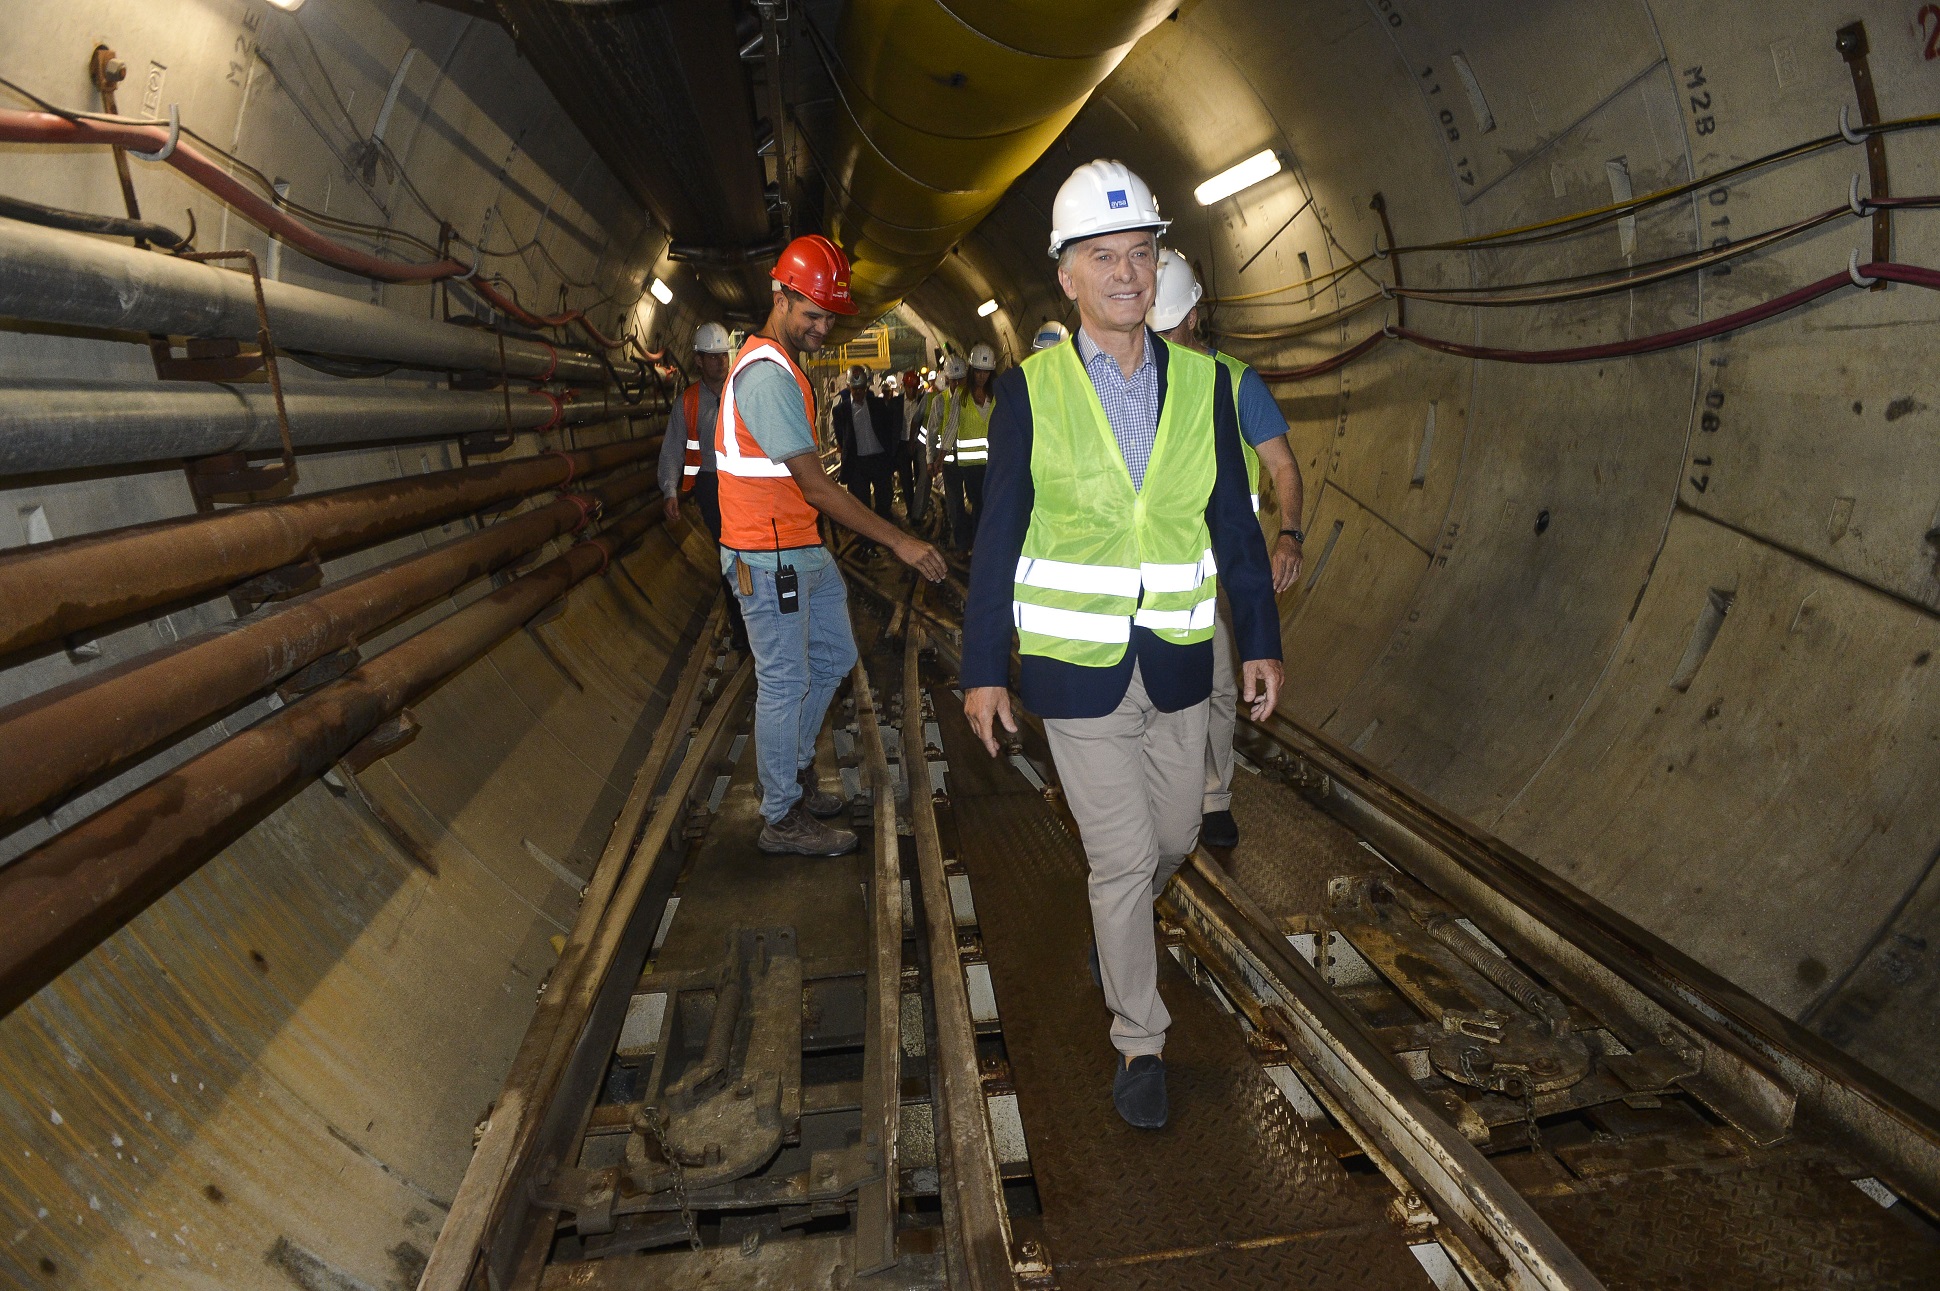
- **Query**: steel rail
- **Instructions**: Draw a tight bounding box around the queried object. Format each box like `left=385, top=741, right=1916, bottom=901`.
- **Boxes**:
left=0, top=502, right=669, bottom=1019
left=0, top=468, right=660, bottom=831
left=0, top=434, right=658, bottom=660
left=1245, top=711, right=1940, bottom=1216
left=423, top=652, right=755, bottom=1291
left=904, top=627, right=1017, bottom=1291
left=1170, top=854, right=1607, bottom=1291
left=0, top=379, right=634, bottom=475
left=852, top=656, right=905, bottom=1275
left=0, top=217, right=609, bottom=382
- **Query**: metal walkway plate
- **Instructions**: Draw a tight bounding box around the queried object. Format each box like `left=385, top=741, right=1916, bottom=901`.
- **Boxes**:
left=938, top=708, right=1428, bottom=1289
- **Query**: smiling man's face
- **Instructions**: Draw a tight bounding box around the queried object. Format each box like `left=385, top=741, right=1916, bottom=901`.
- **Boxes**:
left=1057, top=230, right=1158, bottom=337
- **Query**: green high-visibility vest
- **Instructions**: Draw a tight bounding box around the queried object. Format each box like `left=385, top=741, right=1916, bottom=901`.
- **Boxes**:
left=1012, top=337, right=1220, bottom=665
left=1214, top=350, right=1262, bottom=514
left=943, top=391, right=991, bottom=463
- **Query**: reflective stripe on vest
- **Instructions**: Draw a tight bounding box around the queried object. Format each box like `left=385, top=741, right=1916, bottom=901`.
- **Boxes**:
left=955, top=392, right=991, bottom=463
left=1011, top=337, right=1219, bottom=665
left=1214, top=351, right=1262, bottom=513
left=715, top=336, right=823, bottom=550
left=679, top=384, right=704, bottom=491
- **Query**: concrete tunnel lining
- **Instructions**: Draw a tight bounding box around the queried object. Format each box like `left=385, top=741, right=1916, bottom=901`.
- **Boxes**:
left=1, top=0, right=1937, bottom=1285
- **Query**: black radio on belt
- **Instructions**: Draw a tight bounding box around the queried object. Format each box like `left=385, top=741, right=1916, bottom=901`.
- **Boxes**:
left=772, top=521, right=801, bottom=614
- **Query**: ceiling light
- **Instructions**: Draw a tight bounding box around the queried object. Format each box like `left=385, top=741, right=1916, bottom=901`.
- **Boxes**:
left=649, top=278, right=674, bottom=305
left=976, top=298, right=999, bottom=317
left=265, top=0, right=307, bottom=10
left=1194, top=149, right=1281, bottom=206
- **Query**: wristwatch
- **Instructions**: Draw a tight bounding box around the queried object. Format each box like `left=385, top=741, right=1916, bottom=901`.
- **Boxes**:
left=1280, top=527, right=1305, bottom=543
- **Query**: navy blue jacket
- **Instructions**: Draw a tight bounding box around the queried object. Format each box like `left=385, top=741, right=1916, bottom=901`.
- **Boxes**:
left=960, top=334, right=1281, bottom=719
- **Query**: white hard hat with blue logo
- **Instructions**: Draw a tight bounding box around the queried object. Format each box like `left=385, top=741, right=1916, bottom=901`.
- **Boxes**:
left=1048, top=159, right=1170, bottom=258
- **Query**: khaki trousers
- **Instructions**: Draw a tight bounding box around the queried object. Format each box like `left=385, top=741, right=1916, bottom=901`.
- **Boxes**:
left=1203, top=602, right=1238, bottom=813
left=1043, top=663, right=1208, bottom=1057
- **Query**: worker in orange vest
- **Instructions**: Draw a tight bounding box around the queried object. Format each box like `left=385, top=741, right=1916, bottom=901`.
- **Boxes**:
left=717, top=234, right=947, bottom=855
left=659, top=321, right=747, bottom=651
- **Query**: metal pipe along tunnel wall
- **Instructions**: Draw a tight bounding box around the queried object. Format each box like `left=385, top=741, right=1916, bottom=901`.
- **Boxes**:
left=0, top=0, right=1936, bottom=1288
left=0, top=0, right=719, bottom=1286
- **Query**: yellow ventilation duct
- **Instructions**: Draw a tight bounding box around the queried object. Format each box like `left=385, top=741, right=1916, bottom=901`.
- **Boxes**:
left=819, top=0, right=1176, bottom=321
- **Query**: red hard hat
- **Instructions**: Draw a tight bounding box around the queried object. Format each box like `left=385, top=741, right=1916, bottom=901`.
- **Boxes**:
left=771, top=234, right=859, bottom=315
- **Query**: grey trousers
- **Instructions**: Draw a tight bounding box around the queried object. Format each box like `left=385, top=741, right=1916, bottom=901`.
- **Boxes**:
left=1204, top=603, right=1238, bottom=813
left=1043, top=663, right=1208, bottom=1057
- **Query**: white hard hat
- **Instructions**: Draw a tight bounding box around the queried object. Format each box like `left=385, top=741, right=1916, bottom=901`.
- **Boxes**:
left=847, top=366, right=868, bottom=387
left=1148, top=248, right=1204, bottom=332
left=967, top=343, right=997, bottom=371
left=942, top=356, right=968, bottom=380
left=1031, top=320, right=1070, bottom=350
left=1048, top=159, right=1170, bottom=258
left=694, top=321, right=732, bottom=354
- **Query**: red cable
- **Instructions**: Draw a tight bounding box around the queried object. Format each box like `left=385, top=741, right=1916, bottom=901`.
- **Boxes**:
left=1260, top=260, right=1937, bottom=380
left=1253, top=331, right=1388, bottom=381
left=0, top=108, right=628, bottom=347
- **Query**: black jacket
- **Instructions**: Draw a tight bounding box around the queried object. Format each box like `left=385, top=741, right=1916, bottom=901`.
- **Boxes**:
left=832, top=389, right=898, bottom=479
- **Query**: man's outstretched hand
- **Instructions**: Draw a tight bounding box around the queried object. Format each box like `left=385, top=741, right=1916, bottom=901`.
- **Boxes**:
left=963, top=686, right=1017, bottom=757
left=1241, top=659, right=1284, bottom=722
left=893, top=535, right=949, bottom=582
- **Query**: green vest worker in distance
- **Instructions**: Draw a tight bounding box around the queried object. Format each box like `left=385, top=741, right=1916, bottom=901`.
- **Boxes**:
left=959, top=160, right=1283, bottom=1131
left=1149, top=247, right=1307, bottom=851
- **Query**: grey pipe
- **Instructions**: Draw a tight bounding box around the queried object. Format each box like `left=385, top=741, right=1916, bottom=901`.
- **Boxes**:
left=0, top=380, right=631, bottom=474
left=0, top=219, right=610, bottom=383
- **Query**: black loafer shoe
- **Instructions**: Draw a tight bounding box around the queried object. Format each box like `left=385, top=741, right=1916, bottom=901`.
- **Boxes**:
left=1200, top=808, right=1240, bottom=849
left=1113, top=1055, right=1167, bottom=1129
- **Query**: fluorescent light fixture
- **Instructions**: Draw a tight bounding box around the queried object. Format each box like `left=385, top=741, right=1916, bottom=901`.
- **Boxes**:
left=649, top=277, right=674, bottom=305
left=976, top=298, right=999, bottom=317
left=265, top=0, right=307, bottom=10
left=1194, top=148, right=1281, bottom=206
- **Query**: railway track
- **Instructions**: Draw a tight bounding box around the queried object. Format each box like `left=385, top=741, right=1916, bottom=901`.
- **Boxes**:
left=421, top=556, right=1940, bottom=1289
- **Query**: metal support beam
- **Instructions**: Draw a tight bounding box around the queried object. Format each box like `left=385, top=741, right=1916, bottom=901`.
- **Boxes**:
left=903, top=629, right=1016, bottom=1291
left=852, top=658, right=904, bottom=1273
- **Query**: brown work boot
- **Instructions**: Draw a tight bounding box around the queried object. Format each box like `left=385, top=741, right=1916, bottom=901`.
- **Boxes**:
left=797, top=765, right=846, bottom=818
left=758, top=804, right=858, bottom=856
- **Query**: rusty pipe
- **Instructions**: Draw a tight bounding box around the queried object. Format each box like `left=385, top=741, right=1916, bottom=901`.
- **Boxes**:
left=0, top=469, right=661, bottom=833
left=0, top=435, right=660, bottom=661
left=0, top=502, right=669, bottom=1019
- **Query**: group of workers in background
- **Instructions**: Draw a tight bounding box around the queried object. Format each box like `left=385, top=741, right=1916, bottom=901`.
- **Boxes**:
left=660, top=154, right=1305, bottom=1134
left=825, top=345, right=997, bottom=557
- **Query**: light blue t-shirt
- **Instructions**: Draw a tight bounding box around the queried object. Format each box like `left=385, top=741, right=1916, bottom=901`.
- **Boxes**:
left=1235, top=364, right=1291, bottom=448
left=719, top=359, right=832, bottom=575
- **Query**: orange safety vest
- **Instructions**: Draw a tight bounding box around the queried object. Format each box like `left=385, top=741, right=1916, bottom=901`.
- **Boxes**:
left=715, top=335, right=823, bottom=550
left=679, top=384, right=704, bottom=493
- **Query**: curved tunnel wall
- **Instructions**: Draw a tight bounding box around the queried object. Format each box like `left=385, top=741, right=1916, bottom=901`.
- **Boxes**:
left=916, top=0, right=1940, bottom=1106
left=0, top=0, right=718, bottom=1286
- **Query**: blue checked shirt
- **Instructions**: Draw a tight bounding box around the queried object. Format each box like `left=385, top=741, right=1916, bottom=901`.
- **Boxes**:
left=1075, top=327, right=1161, bottom=491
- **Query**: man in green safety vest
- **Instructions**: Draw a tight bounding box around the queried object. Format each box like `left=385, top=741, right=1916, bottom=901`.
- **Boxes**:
left=960, top=160, right=1283, bottom=1130
left=1150, top=248, right=1306, bottom=850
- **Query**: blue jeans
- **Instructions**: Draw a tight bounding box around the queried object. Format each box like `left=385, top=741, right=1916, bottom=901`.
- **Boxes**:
left=735, top=554, right=859, bottom=823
